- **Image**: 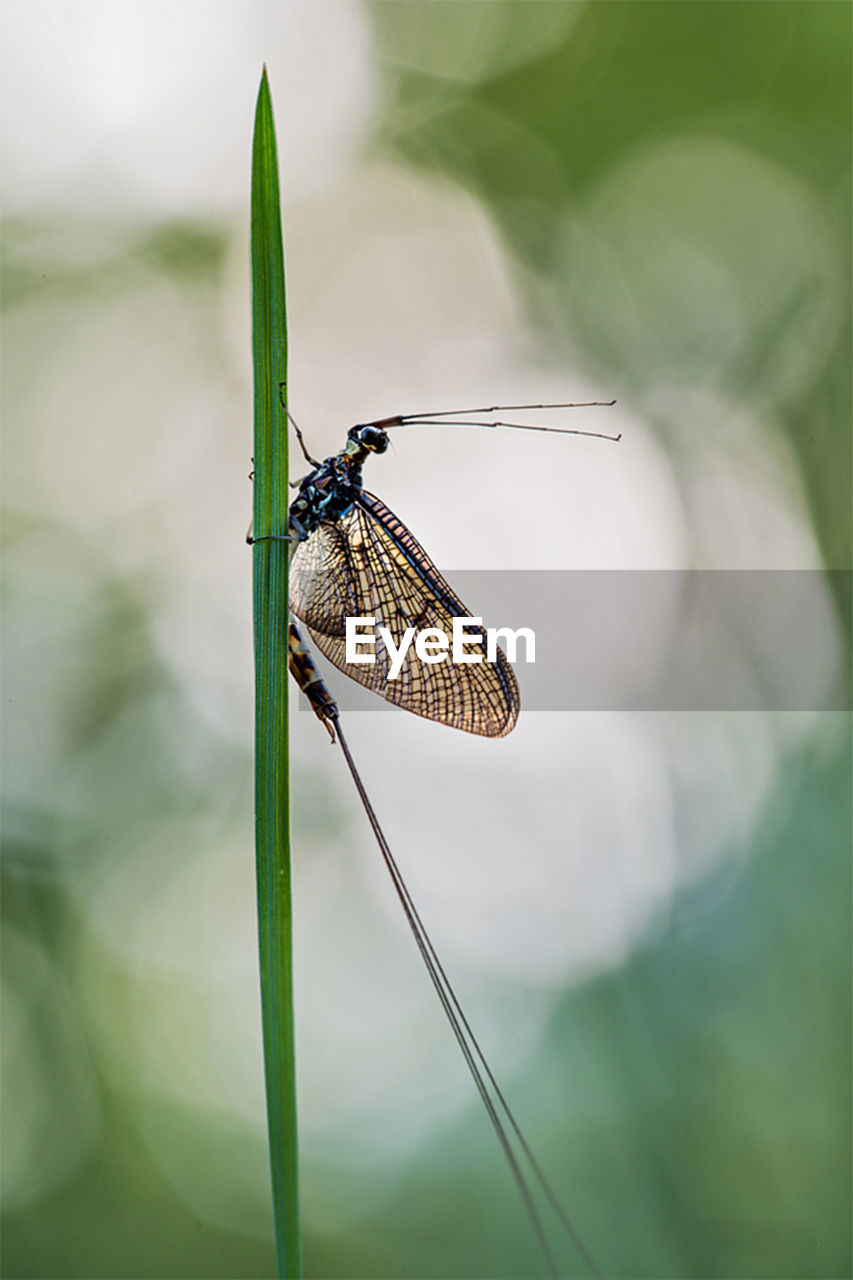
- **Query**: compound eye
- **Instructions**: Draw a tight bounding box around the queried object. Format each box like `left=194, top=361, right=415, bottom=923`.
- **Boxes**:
left=360, top=426, right=388, bottom=453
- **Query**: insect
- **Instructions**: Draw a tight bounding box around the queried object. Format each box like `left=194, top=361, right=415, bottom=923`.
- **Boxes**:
left=280, top=400, right=618, bottom=739
left=251, top=396, right=618, bottom=1277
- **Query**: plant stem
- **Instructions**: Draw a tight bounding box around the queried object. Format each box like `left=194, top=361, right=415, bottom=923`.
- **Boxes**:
left=250, top=67, right=300, bottom=1280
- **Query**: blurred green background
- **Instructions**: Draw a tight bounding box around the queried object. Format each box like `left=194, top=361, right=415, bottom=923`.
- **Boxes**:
left=1, top=3, right=849, bottom=1278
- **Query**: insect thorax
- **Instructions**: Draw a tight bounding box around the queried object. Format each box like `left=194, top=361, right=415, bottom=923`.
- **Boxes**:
left=289, top=454, right=363, bottom=535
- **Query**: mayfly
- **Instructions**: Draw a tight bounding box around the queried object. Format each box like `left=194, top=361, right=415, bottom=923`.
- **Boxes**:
left=251, top=397, right=619, bottom=1278
left=285, top=400, right=618, bottom=741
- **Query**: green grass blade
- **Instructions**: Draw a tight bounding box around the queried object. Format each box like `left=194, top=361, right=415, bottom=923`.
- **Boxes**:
left=250, top=68, right=300, bottom=1279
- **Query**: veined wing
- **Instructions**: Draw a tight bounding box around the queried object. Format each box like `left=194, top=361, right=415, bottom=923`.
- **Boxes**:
left=289, top=490, right=519, bottom=737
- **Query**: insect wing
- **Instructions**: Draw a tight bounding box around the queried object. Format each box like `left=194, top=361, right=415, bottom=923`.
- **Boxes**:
left=289, top=491, right=519, bottom=736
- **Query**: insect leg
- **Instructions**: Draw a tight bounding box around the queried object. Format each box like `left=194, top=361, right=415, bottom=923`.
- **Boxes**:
left=246, top=530, right=300, bottom=546
left=247, top=513, right=310, bottom=546
left=288, top=623, right=339, bottom=743
left=278, top=383, right=320, bottom=466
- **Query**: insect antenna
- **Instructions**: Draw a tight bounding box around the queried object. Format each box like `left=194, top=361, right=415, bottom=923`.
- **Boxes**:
left=362, top=401, right=621, bottom=443
left=333, top=715, right=603, bottom=1279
